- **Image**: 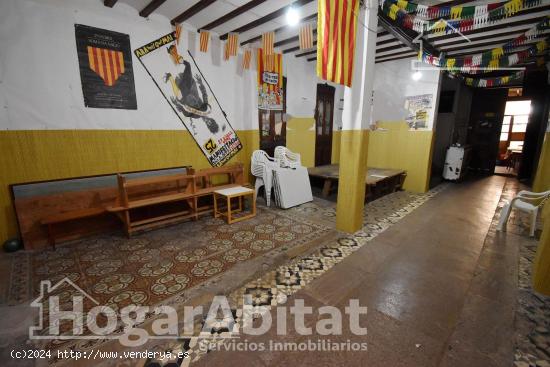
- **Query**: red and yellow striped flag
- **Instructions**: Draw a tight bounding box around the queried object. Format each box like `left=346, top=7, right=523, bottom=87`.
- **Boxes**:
left=257, top=48, right=283, bottom=88
left=262, top=32, right=274, bottom=56
left=317, top=0, right=360, bottom=87
left=243, top=49, right=252, bottom=70
left=223, top=42, right=230, bottom=61
left=226, top=33, right=239, bottom=57
left=199, top=30, right=210, bottom=52
left=299, top=23, right=314, bottom=50
left=174, top=24, right=182, bottom=45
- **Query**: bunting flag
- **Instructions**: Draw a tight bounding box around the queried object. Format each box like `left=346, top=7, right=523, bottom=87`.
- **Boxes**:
left=242, top=49, right=252, bottom=70
left=380, top=0, right=541, bottom=21
left=299, top=23, right=314, bottom=50
left=223, top=42, right=230, bottom=61
left=380, top=0, right=544, bottom=35
left=257, top=48, right=283, bottom=110
left=317, top=0, right=360, bottom=87
left=226, top=33, right=239, bottom=57
left=417, top=17, right=550, bottom=73
left=174, top=24, right=182, bottom=45
left=463, top=70, right=525, bottom=87
left=262, top=32, right=275, bottom=56
left=199, top=30, right=210, bottom=52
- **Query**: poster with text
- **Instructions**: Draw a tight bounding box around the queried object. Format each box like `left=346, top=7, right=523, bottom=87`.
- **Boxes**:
left=257, top=49, right=284, bottom=110
left=134, top=32, right=242, bottom=167
left=404, top=94, right=433, bottom=130
left=75, top=24, right=137, bottom=109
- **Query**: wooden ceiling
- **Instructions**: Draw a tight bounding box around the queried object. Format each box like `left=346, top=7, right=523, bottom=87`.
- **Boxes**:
left=106, top=0, right=550, bottom=66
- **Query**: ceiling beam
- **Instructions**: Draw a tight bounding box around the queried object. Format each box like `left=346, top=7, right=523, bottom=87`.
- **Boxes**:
left=172, top=0, right=217, bottom=25
left=199, top=0, right=266, bottom=31
left=220, top=0, right=315, bottom=40
left=307, top=57, right=316, bottom=62
left=295, top=50, right=317, bottom=58
left=104, top=0, right=118, bottom=7
left=375, top=52, right=417, bottom=63
left=241, top=13, right=317, bottom=46
left=139, top=0, right=166, bottom=17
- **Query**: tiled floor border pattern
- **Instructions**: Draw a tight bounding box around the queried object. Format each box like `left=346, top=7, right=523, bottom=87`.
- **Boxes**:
left=143, top=184, right=451, bottom=367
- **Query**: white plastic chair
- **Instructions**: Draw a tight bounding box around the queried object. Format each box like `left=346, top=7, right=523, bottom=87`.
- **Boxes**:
left=497, top=190, right=550, bottom=237
left=274, top=146, right=302, bottom=169
left=251, top=150, right=279, bottom=206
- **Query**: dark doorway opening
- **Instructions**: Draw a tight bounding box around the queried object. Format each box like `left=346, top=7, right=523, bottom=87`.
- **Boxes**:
left=314, top=83, right=335, bottom=166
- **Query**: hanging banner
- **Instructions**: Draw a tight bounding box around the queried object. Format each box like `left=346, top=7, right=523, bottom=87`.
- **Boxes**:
left=257, top=49, right=283, bottom=110
left=75, top=24, right=137, bottom=109
left=134, top=32, right=242, bottom=167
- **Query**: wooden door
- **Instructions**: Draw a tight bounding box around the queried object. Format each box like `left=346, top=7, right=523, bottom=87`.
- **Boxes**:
left=259, top=77, right=287, bottom=156
left=315, top=84, right=335, bottom=166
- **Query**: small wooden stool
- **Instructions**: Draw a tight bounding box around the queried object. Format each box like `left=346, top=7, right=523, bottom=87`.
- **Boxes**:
left=213, top=186, right=256, bottom=224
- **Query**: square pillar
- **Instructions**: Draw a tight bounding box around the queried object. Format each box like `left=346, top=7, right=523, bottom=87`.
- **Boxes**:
left=336, top=3, right=378, bottom=233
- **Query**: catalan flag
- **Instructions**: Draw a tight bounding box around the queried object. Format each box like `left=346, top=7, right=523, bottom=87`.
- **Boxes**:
left=226, top=33, right=239, bottom=57
left=87, top=46, right=125, bottom=87
left=243, top=49, right=252, bottom=70
left=262, top=32, right=274, bottom=56
left=299, top=23, right=314, bottom=50
left=316, top=0, right=360, bottom=87
left=174, top=24, right=182, bottom=45
left=199, top=30, right=210, bottom=52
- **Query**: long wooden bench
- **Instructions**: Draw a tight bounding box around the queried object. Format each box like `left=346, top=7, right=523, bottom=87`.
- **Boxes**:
left=107, top=164, right=244, bottom=236
left=41, top=207, right=108, bottom=249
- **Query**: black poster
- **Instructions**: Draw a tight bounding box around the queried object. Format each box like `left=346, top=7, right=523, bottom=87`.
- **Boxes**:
left=75, top=24, right=137, bottom=109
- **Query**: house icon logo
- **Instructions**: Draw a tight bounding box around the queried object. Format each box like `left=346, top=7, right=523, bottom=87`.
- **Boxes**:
left=29, top=278, right=99, bottom=340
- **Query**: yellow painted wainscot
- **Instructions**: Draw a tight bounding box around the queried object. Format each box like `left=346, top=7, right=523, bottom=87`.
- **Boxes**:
left=533, top=132, right=550, bottom=192
left=0, top=129, right=258, bottom=242
left=367, top=121, right=434, bottom=193
left=286, top=117, right=316, bottom=168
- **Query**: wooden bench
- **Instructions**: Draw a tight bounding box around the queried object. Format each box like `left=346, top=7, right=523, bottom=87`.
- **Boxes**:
left=308, top=164, right=407, bottom=200
left=107, top=164, right=244, bottom=236
left=41, top=207, right=108, bottom=249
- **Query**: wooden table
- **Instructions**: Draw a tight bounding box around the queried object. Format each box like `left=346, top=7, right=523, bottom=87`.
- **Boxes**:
left=213, top=186, right=256, bottom=224
left=308, top=164, right=407, bottom=199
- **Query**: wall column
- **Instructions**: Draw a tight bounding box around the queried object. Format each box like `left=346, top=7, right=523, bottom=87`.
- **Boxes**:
left=335, top=3, right=378, bottom=233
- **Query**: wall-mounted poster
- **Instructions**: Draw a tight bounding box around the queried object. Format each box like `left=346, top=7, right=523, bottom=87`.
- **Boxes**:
left=405, top=94, right=433, bottom=130
left=257, top=49, right=284, bottom=110
left=75, top=24, right=137, bottom=109
left=134, top=32, right=242, bottom=167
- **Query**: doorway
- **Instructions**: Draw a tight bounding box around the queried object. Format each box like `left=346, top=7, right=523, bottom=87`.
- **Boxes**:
left=314, top=83, right=335, bottom=166
left=495, top=98, right=531, bottom=176
left=258, top=77, right=287, bottom=156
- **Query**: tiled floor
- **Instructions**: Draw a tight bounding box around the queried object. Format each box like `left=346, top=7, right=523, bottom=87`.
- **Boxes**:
left=187, top=176, right=513, bottom=367
left=1, top=176, right=547, bottom=367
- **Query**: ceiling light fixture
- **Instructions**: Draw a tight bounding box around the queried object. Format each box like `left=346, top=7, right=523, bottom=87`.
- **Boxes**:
left=286, top=7, right=299, bottom=26
left=412, top=71, right=422, bottom=81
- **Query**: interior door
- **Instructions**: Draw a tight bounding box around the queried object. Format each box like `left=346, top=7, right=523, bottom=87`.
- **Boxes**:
left=258, top=77, right=287, bottom=157
left=315, top=84, right=335, bottom=166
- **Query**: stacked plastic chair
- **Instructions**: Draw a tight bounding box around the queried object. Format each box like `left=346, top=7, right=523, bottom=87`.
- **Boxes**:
left=274, top=146, right=302, bottom=169
left=251, top=150, right=279, bottom=207
left=497, top=190, right=550, bottom=237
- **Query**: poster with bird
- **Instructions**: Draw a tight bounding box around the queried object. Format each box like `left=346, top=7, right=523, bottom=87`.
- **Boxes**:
left=134, top=32, right=242, bottom=167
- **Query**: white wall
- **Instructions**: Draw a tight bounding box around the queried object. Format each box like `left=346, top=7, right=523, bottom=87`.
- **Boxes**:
left=0, top=0, right=260, bottom=131
left=373, top=58, right=441, bottom=129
